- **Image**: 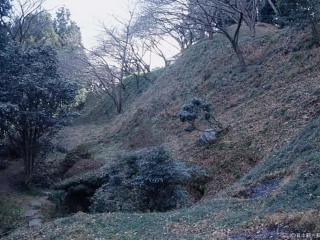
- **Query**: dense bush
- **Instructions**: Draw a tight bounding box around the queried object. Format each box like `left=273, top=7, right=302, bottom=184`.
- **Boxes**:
left=90, top=184, right=145, bottom=213
left=0, top=139, right=20, bottom=160
left=0, top=43, right=79, bottom=185
left=179, top=97, right=213, bottom=124
left=90, top=146, right=206, bottom=213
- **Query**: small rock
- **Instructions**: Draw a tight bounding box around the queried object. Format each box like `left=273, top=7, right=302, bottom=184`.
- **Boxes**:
left=29, top=218, right=43, bottom=227
left=22, top=209, right=39, bottom=217
left=197, top=129, right=216, bottom=146
left=42, top=191, right=53, bottom=196
left=184, top=125, right=196, bottom=132
left=30, top=200, right=42, bottom=208
left=56, top=143, right=69, bottom=153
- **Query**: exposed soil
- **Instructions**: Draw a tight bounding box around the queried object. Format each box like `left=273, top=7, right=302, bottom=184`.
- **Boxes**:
left=246, top=178, right=282, bottom=199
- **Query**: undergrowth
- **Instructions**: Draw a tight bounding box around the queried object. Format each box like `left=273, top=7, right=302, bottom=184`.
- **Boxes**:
left=0, top=196, right=22, bottom=236
left=220, top=116, right=320, bottom=214
left=90, top=146, right=207, bottom=213
left=3, top=24, right=320, bottom=239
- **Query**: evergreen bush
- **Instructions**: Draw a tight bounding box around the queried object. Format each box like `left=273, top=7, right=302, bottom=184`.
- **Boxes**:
left=90, top=146, right=206, bottom=213
left=178, top=97, right=222, bottom=132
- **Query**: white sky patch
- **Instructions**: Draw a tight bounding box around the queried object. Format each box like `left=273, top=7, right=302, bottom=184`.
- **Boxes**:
left=42, top=0, right=179, bottom=68
left=43, top=0, right=127, bottom=48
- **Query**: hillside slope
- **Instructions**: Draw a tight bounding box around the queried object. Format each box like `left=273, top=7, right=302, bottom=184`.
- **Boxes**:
left=5, top=23, right=320, bottom=239
left=56, top=23, right=320, bottom=194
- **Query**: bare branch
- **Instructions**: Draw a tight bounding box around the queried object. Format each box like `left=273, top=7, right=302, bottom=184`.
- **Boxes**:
left=4, top=0, right=47, bottom=43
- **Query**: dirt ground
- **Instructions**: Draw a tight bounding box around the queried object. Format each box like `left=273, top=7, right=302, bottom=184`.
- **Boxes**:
left=0, top=161, right=25, bottom=194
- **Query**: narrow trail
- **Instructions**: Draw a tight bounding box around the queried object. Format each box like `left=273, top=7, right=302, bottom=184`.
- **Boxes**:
left=0, top=160, right=52, bottom=234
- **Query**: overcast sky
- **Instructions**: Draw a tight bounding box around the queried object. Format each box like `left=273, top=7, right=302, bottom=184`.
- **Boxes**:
left=42, top=0, right=178, bottom=68
left=43, top=0, right=129, bottom=48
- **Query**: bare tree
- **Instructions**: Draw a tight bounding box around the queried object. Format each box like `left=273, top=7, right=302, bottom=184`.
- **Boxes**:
left=84, top=49, right=123, bottom=113
left=0, top=0, right=47, bottom=44
left=135, top=0, right=197, bottom=51
left=84, top=3, right=151, bottom=113
left=190, top=0, right=247, bottom=69
left=266, top=0, right=280, bottom=16
left=138, top=0, right=254, bottom=70
left=238, top=0, right=258, bottom=37
left=125, top=37, right=152, bottom=90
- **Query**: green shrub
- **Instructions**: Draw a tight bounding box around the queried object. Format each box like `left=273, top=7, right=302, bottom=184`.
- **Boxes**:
left=90, top=146, right=206, bottom=213
left=90, top=184, right=145, bottom=213
left=0, top=139, right=20, bottom=159
left=0, top=196, right=22, bottom=235
left=178, top=97, right=222, bottom=132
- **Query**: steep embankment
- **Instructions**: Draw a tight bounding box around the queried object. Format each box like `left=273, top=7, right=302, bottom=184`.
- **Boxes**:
left=5, top=118, right=320, bottom=238
left=7, top=23, right=319, bottom=239
left=57, top=23, right=320, bottom=194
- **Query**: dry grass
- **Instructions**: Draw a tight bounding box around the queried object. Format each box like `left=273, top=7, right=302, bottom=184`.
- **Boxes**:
left=53, top=23, right=320, bottom=197
left=54, top=124, right=105, bottom=152
left=265, top=210, right=320, bottom=232
left=0, top=193, right=57, bottom=236
left=64, top=159, right=105, bottom=178
left=6, top=23, right=318, bottom=239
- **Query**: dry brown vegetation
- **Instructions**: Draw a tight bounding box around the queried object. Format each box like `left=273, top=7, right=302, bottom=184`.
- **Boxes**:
left=3, top=23, right=320, bottom=239
left=56, top=24, right=320, bottom=196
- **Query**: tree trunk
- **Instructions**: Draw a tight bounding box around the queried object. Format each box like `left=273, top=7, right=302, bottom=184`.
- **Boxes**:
left=24, top=156, right=34, bottom=187
left=199, top=24, right=206, bottom=39
left=232, top=12, right=246, bottom=71
left=267, top=0, right=279, bottom=16
left=116, top=101, right=122, bottom=114
left=135, top=75, right=140, bottom=91
left=24, top=147, right=36, bottom=186
left=115, top=87, right=122, bottom=114
left=311, top=21, right=320, bottom=45
left=22, top=128, right=38, bottom=186
left=233, top=43, right=247, bottom=71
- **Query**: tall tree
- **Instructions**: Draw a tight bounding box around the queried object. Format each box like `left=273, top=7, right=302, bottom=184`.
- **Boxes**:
left=53, top=7, right=87, bottom=85
left=193, top=0, right=247, bottom=69
left=137, top=0, right=256, bottom=70
left=279, top=0, right=320, bottom=43
left=0, top=0, right=11, bottom=49
left=136, top=0, right=197, bottom=51
left=18, top=10, right=60, bottom=46
left=86, top=15, right=133, bottom=114
left=54, top=7, right=82, bottom=49
left=257, top=0, right=276, bottom=24
left=0, top=43, right=78, bottom=186
left=0, top=0, right=47, bottom=44
left=86, top=3, right=150, bottom=113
